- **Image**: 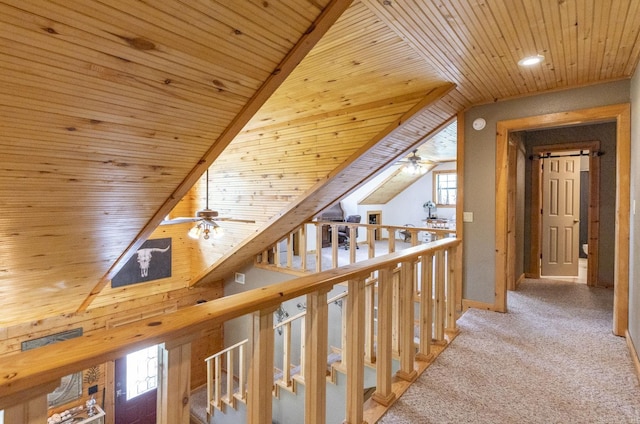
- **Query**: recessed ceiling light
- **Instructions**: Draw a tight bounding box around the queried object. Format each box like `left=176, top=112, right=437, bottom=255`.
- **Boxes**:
left=518, top=55, right=544, bottom=66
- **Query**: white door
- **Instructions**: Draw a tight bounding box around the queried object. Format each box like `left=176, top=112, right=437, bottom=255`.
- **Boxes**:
left=541, top=154, right=581, bottom=276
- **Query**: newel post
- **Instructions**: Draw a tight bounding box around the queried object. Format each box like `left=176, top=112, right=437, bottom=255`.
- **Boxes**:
left=247, top=307, right=276, bottom=424
left=157, top=341, right=192, bottom=424
left=372, top=267, right=396, bottom=406
left=304, top=287, right=331, bottom=424
left=345, top=277, right=366, bottom=424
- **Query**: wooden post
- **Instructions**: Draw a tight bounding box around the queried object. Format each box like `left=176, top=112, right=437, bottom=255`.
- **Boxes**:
left=331, top=224, right=339, bottom=267
left=446, top=246, right=459, bottom=333
left=247, top=307, right=276, bottom=424
left=364, top=281, right=376, bottom=364
left=345, top=277, right=366, bottom=424
left=349, top=226, right=357, bottom=263
left=396, top=261, right=417, bottom=382
left=158, top=341, right=192, bottom=424
left=417, top=254, right=434, bottom=361
left=304, top=288, right=330, bottom=424
left=3, top=380, right=59, bottom=424
left=300, top=225, right=308, bottom=271
left=372, top=268, right=396, bottom=406
left=282, top=323, right=292, bottom=387
left=316, top=224, right=323, bottom=272
left=434, top=250, right=446, bottom=344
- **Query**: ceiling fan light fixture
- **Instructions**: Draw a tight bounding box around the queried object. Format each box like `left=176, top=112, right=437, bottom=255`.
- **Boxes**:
left=518, top=54, right=544, bottom=66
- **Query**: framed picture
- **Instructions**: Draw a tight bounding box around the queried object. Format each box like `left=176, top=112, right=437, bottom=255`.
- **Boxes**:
left=112, top=238, right=172, bottom=287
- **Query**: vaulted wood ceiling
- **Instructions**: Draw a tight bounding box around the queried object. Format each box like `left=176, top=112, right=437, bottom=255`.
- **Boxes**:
left=2, top=0, right=640, bottom=326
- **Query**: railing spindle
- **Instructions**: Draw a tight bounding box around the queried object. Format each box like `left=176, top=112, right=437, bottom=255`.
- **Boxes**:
left=345, top=278, right=366, bottom=424
left=396, top=261, right=417, bottom=382
left=417, top=253, right=434, bottom=361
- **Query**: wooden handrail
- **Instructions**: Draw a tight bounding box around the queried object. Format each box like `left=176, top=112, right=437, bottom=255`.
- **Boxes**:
left=0, top=238, right=460, bottom=409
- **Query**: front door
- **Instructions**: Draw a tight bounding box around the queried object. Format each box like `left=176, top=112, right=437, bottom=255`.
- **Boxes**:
left=114, top=345, right=158, bottom=424
left=541, top=154, right=580, bottom=276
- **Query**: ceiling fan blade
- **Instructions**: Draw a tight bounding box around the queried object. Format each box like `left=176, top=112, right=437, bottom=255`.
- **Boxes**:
left=159, top=217, right=200, bottom=225
left=213, top=217, right=256, bottom=223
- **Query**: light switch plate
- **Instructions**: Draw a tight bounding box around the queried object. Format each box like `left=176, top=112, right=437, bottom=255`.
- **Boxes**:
left=463, top=212, right=474, bottom=222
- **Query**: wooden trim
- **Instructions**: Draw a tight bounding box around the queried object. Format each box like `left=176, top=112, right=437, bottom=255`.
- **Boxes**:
left=515, top=273, right=525, bottom=289
left=506, top=136, right=517, bottom=291
left=530, top=141, right=600, bottom=286
left=626, top=330, right=640, bottom=385
left=461, top=299, right=496, bottom=312
left=495, top=103, right=630, bottom=335
left=77, top=0, right=355, bottom=312
left=455, top=112, right=465, bottom=310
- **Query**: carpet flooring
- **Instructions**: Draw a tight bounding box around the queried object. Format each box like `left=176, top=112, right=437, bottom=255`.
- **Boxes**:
left=379, top=279, right=640, bottom=424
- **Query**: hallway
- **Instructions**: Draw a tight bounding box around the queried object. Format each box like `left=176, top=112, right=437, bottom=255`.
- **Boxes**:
left=380, top=279, right=640, bottom=423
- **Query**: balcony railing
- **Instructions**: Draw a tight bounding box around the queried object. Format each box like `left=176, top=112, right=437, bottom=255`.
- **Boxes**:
left=0, top=236, right=460, bottom=424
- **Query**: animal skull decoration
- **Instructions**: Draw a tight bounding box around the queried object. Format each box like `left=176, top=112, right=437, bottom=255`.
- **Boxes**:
left=135, top=246, right=170, bottom=277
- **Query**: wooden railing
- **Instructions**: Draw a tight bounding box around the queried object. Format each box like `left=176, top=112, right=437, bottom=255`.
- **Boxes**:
left=256, top=220, right=456, bottom=273
left=205, top=339, right=248, bottom=417
left=0, top=238, right=460, bottom=424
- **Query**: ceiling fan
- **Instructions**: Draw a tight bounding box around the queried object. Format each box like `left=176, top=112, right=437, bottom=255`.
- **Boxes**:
left=397, top=149, right=433, bottom=175
left=160, top=169, right=255, bottom=239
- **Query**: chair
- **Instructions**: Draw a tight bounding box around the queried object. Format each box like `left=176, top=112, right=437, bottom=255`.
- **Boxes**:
left=337, top=215, right=361, bottom=250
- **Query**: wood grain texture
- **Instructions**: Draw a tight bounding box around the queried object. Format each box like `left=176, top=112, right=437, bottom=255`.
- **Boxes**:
left=2, top=0, right=639, bottom=330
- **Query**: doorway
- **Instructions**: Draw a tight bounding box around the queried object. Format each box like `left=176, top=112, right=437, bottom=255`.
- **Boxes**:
left=114, top=345, right=158, bottom=424
left=495, top=103, right=630, bottom=336
left=530, top=142, right=601, bottom=285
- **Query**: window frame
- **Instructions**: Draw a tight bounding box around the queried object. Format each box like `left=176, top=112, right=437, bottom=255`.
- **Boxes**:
left=432, top=170, right=457, bottom=207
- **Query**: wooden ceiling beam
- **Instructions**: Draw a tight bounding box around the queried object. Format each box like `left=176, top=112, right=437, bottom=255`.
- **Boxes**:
left=192, top=82, right=456, bottom=286
left=76, top=0, right=354, bottom=313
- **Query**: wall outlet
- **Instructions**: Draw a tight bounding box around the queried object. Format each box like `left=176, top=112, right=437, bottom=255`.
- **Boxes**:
left=235, top=272, right=245, bottom=284
left=463, top=211, right=474, bottom=222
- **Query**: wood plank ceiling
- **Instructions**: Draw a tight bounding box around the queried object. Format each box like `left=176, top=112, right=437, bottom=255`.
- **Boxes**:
left=2, top=0, right=640, bottom=326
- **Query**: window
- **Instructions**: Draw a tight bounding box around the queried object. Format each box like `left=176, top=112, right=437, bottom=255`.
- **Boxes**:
left=433, top=170, right=457, bottom=206
left=126, top=345, right=158, bottom=400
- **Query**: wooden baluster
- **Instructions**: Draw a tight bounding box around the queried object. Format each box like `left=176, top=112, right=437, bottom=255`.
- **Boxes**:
left=367, top=227, right=375, bottom=258
left=434, top=250, right=446, bottom=344
left=247, top=307, right=276, bottom=424
left=3, top=380, right=58, bottom=424
left=446, top=246, right=459, bottom=334
left=345, top=278, right=366, bottom=424
left=299, top=315, right=306, bottom=382
left=396, top=261, right=417, bottom=382
left=300, top=225, right=308, bottom=271
left=214, top=355, right=222, bottom=409
left=316, top=224, right=323, bottom=272
left=206, top=357, right=214, bottom=417
left=282, top=322, right=292, bottom=387
left=364, top=281, right=375, bottom=364
left=331, top=224, right=339, bottom=268
left=226, top=349, right=235, bottom=407
left=238, top=343, right=246, bottom=401
left=287, top=233, right=294, bottom=268
left=388, top=228, right=396, bottom=253
left=411, top=229, right=419, bottom=246
left=276, top=239, right=283, bottom=268
left=391, top=267, right=400, bottom=357
left=304, top=288, right=330, bottom=424
left=372, top=267, right=396, bottom=406
left=349, top=225, right=357, bottom=263
left=158, top=341, right=192, bottom=424
left=417, top=254, right=434, bottom=361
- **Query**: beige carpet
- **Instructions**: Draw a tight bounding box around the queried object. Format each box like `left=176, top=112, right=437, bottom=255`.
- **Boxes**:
left=379, top=279, right=640, bottom=423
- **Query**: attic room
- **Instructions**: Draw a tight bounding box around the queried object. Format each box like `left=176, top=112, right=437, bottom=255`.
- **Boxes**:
left=1, top=1, right=640, bottom=424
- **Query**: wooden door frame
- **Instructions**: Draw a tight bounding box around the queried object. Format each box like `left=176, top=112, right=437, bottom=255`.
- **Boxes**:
left=495, top=103, right=630, bottom=336
left=529, top=141, right=600, bottom=286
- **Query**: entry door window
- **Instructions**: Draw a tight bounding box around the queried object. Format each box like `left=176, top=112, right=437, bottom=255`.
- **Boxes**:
left=126, top=345, right=158, bottom=400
